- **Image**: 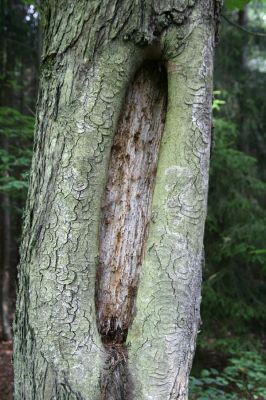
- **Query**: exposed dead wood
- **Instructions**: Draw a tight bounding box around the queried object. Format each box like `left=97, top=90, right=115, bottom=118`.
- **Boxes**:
left=96, top=60, right=167, bottom=400
left=96, top=62, right=167, bottom=347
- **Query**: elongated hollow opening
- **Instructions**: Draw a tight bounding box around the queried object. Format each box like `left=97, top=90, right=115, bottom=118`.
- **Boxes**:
left=96, top=61, right=167, bottom=345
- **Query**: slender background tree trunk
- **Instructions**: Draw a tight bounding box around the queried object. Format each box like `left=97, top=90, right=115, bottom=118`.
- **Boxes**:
left=14, top=1, right=220, bottom=399
left=2, top=168, right=12, bottom=340
left=1, top=2, right=12, bottom=341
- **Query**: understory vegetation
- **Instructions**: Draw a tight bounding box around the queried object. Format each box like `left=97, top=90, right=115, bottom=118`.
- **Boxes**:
left=190, top=1, right=266, bottom=397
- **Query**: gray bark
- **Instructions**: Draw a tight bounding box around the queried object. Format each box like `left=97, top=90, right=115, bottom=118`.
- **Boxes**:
left=14, top=1, right=219, bottom=399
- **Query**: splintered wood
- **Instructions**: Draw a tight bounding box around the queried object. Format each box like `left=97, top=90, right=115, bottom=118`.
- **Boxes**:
left=96, top=62, right=167, bottom=343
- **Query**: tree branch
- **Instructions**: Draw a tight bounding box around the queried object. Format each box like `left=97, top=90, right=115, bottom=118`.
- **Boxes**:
left=222, top=14, right=266, bottom=37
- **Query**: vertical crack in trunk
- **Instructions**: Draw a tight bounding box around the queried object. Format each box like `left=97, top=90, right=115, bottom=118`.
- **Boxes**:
left=96, top=61, right=167, bottom=399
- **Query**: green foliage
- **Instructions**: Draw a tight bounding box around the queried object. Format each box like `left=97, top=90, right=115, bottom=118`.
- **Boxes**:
left=190, top=350, right=266, bottom=399
left=0, top=107, right=34, bottom=207
left=192, top=5, right=266, bottom=396
left=202, top=113, right=266, bottom=327
left=206, top=3, right=266, bottom=331
left=215, top=5, right=266, bottom=179
left=212, top=91, right=226, bottom=111
left=225, top=0, right=251, bottom=11
left=198, top=334, right=264, bottom=355
left=224, top=0, right=266, bottom=11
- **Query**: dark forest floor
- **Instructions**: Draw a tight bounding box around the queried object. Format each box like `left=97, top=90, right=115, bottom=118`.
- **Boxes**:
left=0, top=340, right=13, bottom=400
left=0, top=337, right=265, bottom=399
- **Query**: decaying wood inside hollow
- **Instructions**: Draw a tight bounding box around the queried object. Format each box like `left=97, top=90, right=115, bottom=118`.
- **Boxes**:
left=96, top=62, right=167, bottom=344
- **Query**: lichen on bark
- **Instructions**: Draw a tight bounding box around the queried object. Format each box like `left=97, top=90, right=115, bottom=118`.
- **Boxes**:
left=13, top=1, right=219, bottom=399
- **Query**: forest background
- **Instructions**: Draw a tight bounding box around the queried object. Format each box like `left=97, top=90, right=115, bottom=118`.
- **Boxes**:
left=0, top=0, right=266, bottom=399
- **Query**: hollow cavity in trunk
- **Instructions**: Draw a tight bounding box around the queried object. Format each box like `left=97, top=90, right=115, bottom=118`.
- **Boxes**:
left=96, top=61, right=167, bottom=346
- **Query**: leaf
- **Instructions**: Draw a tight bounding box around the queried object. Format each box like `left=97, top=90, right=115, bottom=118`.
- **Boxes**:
left=250, top=249, right=266, bottom=255
left=201, top=369, right=211, bottom=377
left=224, top=0, right=250, bottom=10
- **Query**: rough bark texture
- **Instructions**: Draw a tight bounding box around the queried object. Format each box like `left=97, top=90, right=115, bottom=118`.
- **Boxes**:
left=14, top=1, right=218, bottom=399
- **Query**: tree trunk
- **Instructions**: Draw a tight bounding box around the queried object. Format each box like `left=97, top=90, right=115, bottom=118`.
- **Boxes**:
left=0, top=1, right=13, bottom=341
left=14, top=1, right=219, bottom=399
left=1, top=185, right=12, bottom=340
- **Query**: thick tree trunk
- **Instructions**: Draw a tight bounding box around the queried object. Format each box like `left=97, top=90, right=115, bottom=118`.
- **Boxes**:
left=14, top=1, right=218, bottom=399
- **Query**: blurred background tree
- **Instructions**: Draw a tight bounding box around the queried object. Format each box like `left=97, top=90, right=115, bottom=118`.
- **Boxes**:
left=0, top=0, right=266, bottom=398
left=190, top=0, right=266, bottom=398
left=0, top=0, right=38, bottom=341
left=204, top=0, right=266, bottom=338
